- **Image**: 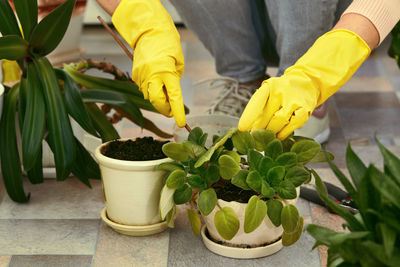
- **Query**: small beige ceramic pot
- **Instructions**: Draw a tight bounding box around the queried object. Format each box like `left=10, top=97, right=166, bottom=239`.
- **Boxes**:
left=201, top=188, right=299, bottom=258
left=95, top=139, right=171, bottom=227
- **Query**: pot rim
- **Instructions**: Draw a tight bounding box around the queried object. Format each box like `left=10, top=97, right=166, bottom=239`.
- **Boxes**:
left=94, top=138, right=171, bottom=170
left=0, top=84, right=4, bottom=96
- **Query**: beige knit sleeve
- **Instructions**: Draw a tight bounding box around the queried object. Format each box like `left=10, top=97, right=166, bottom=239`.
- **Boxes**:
left=343, top=0, right=400, bottom=45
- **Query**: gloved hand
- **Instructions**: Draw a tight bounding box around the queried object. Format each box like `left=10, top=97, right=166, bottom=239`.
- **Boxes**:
left=238, top=29, right=371, bottom=139
left=112, top=0, right=186, bottom=127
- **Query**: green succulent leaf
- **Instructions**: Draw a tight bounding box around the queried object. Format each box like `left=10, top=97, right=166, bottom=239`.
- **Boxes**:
left=29, top=0, right=76, bottom=56
left=34, top=57, right=75, bottom=180
left=285, top=166, right=311, bottom=187
left=195, top=147, right=215, bottom=168
left=370, top=166, right=400, bottom=209
left=251, top=129, right=275, bottom=151
left=188, top=127, right=208, bottom=147
left=0, top=0, right=21, bottom=36
left=182, top=141, right=206, bottom=158
left=214, top=128, right=238, bottom=149
left=218, top=154, right=240, bottom=179
left=166, top=170, right=186, bottom=189
left=379, top=223, right=396, bottom=258
left=55, top=69, right=98, bottom=137
left=244, top=196, right=267, bottom=233
left=187, top=174, right=204, bottom=188
left=275, top=152, right=297, bottom=170
left=21, top=62, right=46, bottom=171
left=267, top=199, right=283, bottom=227
left=258, top=156, right=275, bottom=175
left=14, top=0, right=38, bottom=39
left=277, top=180, right=297, bottom=199
left=0, top=35, right=29, bottom=60
left=157, top=162, right=184, bottom=172
left=222, top=150, right=241, bottom=163
left=281, top=204, right=300, bottom=233
left=159, top=184, right=176, bottom=220
left=266, top=166, right=285, bottom=188
left=198, top=188, right=217, bottom=216
left=261, top=180, right=275, bottom=198
left=0, top=84, right=30, bottom=203
left=231, top=170, right=250, bottom=190
left=310, top=151, right=334, bottom=163
left=85, top=103, right=120, bottom=142
left=282, top=216, right=303, bottom=246
left=187, top=209, right=201, bottom=237
left=162, top=143, right=189, bottom=162
left=290, top=140, right=321, bottom=163
left=174, top=184, right=192, bottom=205
left=246, top=170, right=263, bottom=191
left=265, top=139, right=283, bottom=159
left=248, top=149, right=263, bottom=171
left=214, top=207, right=240, bottom=240
left=232, top=131, right=255, bottom=154
left=345, top=144, right=366, bottom=190
left=205, top=164, right=220, bottom=184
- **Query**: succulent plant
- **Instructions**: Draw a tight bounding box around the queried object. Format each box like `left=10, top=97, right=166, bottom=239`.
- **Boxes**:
left=159, top=127, right=332, bottom=245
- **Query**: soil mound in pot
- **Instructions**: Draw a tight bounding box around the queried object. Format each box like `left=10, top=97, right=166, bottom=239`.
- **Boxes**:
left=214, top=180, right=260, bottom=203
left=102, top=137, right=169, bottom=161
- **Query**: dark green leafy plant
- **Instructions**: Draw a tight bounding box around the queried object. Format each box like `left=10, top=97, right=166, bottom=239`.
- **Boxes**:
left=388, top=21, right=400, bottom=68
left=159, top=127, right=332, bottom=245
left=306, top=139, right=400, bottom=266
left=0, top=0, right=178, bottom=203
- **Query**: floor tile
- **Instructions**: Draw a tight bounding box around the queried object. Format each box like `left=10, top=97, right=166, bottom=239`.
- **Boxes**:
left=0, top=219, right=100, bottom=255
left=184, top=42, right=214, bottom=62
left=0, top=179, right=104, bottom=219
left=9, top=255, right=92, bottom=267
left=168, top=227, right=320, bottom=267
left=352, top=145, right=400, bottom=169
left=184, top=61, right=218, bottom=81
left=381, top=56, right=400, bottom=76
left=340, top=77, right=393, bottom=92
left=0, top=256, right=10, bottom=267
left=353, top=57, right=385, bottom=77
left=334, top=92, right=400, bottom=108
left=338, top=108, right=400, bottom=140
left=93, top=222, right=169, bottom=267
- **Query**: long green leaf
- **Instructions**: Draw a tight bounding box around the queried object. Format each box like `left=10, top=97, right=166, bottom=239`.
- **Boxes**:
left=34, top=57, right=75, bottom=180
left=29, top=0, right=76, bottom=56
left=26, top=146, right=44, bottom=184
left=370, top=166, right=400, bottom=209
left=312, top=169, right=365, bottom=231
left=375, top=137, right=400, bottom=186
left=17, top=77, right=27, bottom=133
left=0, top=84, right=30, bottom=202
left=14, top=0, right=38, bottom=39
left=0, top=0, right=21, bottom=36
left=81, top=89, right=143, bottom=126
left=71, top=138, right=98, bottom=188
left=326, top=153, right=357, bottom=200
left=0, top=35, right=28, bottom=60
left=345, top=144, right=367, bottom=190
left=85, top=103, right=119, bottom=142
left=22, top=62, right=46, bottom=171
left=55, top=69, right=98, bottom=137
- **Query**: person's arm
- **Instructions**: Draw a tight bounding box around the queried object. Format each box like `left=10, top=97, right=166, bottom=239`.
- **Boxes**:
left=239, top=0, right=400, bottom=139
left=96, top=0, right=121, bottom=16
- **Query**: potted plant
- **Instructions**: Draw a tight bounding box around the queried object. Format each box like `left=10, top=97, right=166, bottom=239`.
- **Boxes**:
left=159, top=127, right=332, bottom=258
left=0, top=0, right=174, bottom=203
left=306, top=139, right=400, bottom=266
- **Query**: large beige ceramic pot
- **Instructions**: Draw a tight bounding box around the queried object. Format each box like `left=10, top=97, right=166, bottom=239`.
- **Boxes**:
left=95, top=139, right=172, bottom=226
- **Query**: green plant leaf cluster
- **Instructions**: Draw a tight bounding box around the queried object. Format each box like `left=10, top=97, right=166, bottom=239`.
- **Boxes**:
left=160, top=127, right=328, bottom=244
left=388, top=21, right=400, bottom=68
left=306, top=139, right=400, bottom=266
left=0, top=0, right=176, bottom=202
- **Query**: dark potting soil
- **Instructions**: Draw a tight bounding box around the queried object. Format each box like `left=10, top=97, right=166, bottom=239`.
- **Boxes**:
left=213, top=180, right=260, bottom=203
left=101, top=137, right=169, bottom=161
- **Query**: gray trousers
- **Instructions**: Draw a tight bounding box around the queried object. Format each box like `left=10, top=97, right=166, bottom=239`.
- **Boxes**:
left=170, top=0, right=344, bottom=83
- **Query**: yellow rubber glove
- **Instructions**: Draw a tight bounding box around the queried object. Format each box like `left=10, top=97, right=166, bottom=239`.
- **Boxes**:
left=238, top=29, right=371, bottom=140
left=112, top=0, right=186, bottom=127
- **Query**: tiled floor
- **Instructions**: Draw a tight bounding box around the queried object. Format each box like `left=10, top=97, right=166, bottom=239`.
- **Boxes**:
left=0, top=26, right=399, bottom=267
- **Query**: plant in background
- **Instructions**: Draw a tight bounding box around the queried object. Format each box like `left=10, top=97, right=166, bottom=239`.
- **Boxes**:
left=306, top=139, right=400, bottom=266
left=159, top=127, right=332, bottom=246
left=0, top=0, right=175, bottom=203
left=388, top=21, right=400, bottom=68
